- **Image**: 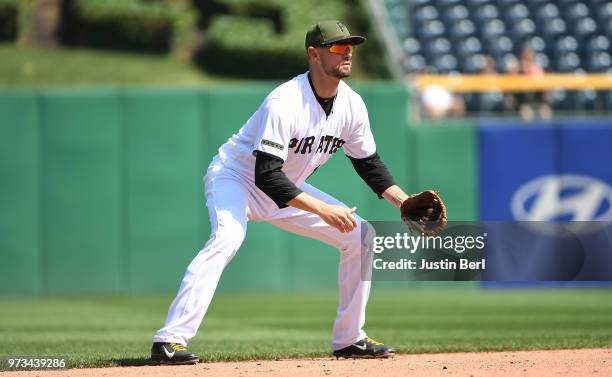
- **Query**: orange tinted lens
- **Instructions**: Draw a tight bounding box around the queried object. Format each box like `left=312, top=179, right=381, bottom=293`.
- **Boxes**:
left=328, top=44, right=353, bottom=55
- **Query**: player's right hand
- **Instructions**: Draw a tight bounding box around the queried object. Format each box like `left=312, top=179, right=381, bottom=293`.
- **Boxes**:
left=318, top=205, right=358, bottom=233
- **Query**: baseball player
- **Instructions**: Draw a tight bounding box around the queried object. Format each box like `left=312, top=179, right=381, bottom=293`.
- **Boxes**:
left=151, top=20, right=413, bottom=364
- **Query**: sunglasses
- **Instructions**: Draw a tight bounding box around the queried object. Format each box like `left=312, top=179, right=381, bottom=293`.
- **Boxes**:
left=326, top=44, right=354, bottom=55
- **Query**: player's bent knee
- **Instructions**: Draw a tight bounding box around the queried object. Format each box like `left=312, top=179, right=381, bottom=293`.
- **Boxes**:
left=206, top=223, right=246, bottom=256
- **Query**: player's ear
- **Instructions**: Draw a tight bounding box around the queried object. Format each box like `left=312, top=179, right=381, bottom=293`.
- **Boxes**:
left=307, top=46, right=318, bottom=61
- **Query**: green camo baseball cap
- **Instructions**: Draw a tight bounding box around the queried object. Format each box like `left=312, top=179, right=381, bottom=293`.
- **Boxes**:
left=305, top=20, right=366, bottom=48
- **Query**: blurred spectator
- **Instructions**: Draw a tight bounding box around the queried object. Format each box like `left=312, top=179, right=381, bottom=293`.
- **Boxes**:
left=516, top=46, right=553, bottom=121
left=420, top=84, right=465, bottom=119
left=502, top=56, right=520, bottom=113
left=481, top=55, right=496, bottom=75
left=479, top=55, right=507, bottom=113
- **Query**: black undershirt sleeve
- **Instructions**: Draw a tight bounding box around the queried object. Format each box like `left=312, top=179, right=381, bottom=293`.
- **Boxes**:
left=254, top=151, right=303, bottom=208
left=347, top=152, right=396, bottom=199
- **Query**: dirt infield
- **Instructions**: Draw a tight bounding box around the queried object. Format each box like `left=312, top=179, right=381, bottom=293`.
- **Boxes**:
left=4, top=349, right=611, bottom=377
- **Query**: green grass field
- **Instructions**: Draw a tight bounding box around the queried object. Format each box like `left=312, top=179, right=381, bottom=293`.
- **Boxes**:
left=1, top=289, right=611, bottom=368
left=0, top=44, right=225, bottom=86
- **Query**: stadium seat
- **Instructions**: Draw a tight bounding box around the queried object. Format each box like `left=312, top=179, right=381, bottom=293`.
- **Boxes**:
left=423, top=37, right=452, bottom=60
left=487, top=36, right=514, bottom=58
left=461, top=54, right=487, bottom=73
left=564, top=2, right=590, bottom=22
left=475, top=4, right=499, bottom=22
left=479, top=90, right=505, bottom=112
left=586, top=52, right=612, bottom=72
left=556, top=52, right=581, bottom=72
left=510, top=18, right=536, bottom=41
left=451, top=19, right=476, bottom=39
left=551, top=89, right=571, bottom=110
left=421, top=20, right=446, bottom=40
left=403, top=54, right=427, bottom=73
left=456, top=36, right=483, bottom=57
left=572, top=89, right=598, bottom=110
left=586, top=35, right=610, bottom=55
left=535, top=3, right=559, bottom=22
left=482, top=19, right=506, bottom=38
left=540, top=18, right=567, bottom=39
left=524, top=36, right=546, bottom=53
left=442, top=4, right=469, bottom=24
left=433, top=54, right=459, bottom=73
left=505, top=3, right=530, bottom=23
left=535, top=53, right=551, bottom=70
left=573, top=17, right=598, bottom=40
left=403, top=37, right=421, bottom=55
left=595, top=3, right=612, bottom=26
left=414, top=5, right=439, bottom=24
left=554, top=36, right=579, bottom=55
left=525, top=0, right=554, bottom=13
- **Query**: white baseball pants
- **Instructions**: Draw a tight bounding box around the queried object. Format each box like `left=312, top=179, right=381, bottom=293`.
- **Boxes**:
left=153, top=159, right=373, bottom=350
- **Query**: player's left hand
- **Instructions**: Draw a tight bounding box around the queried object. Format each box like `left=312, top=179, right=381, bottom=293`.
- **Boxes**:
left=317, top=204, right=358, bottom=233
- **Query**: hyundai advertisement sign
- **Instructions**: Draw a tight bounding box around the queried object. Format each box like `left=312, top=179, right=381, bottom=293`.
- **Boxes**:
left=479, top=121, right=612, bottom=282
left=511, top=174, right=612, bottom=223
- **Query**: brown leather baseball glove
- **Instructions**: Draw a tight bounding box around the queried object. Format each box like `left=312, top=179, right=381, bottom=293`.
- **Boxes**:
left=400, top=190, right=447, bottom=236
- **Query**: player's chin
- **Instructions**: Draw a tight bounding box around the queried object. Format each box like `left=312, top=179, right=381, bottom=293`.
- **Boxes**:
left=336, top=65, right=352, bottom=78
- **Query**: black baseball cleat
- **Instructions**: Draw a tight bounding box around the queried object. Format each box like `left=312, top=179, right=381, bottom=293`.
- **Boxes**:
left=150, top=342, right=199, bottom=365
left=333, top=337, right=396, bottom=359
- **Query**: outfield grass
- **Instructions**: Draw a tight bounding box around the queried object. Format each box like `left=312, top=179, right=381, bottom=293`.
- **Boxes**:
left=0, top=44, right=229, bottom=86
left=0, top=289, right=611, bottom=368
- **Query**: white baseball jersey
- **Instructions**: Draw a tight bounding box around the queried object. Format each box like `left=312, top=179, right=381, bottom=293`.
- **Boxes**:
left=218, top=72, right=377, bottom=190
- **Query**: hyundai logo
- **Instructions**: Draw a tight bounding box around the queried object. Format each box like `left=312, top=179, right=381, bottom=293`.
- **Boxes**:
left=511, top=174, right=612, bottom=222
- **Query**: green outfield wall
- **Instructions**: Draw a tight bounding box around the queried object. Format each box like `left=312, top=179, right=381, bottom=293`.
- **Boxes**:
left=0, top=85, right=477, bottom=296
